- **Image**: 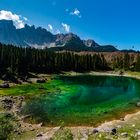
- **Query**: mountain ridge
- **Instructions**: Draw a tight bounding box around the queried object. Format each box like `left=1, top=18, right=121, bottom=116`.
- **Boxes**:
left=0, top=19, right=118, bottom=52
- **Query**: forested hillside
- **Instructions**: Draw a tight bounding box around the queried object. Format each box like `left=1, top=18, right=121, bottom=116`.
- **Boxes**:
left=0, top=43, right=140, bottom=79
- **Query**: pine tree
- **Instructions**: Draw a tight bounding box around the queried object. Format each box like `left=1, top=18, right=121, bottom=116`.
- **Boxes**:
left=123, top=53, right=130, bottom=70
left=135, top=55, right=140, bottom=71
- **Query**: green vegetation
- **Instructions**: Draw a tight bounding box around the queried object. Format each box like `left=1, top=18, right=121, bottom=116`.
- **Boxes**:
left=0, top=113, right=14, bottom=140
left=7, top=75, right=138, bottom=127
left=135, top=55, right=140, bottom=71
left=52, top=128, right=73, bottom=140
left=0, top=44, right=109, bottom=80
left=0, top=78, right=79, bottom=96
left=0, top=44, right=140, bottom=80
left=112, top=53, right=136, bottom=71
left=1, top=43, right=140, bottom=139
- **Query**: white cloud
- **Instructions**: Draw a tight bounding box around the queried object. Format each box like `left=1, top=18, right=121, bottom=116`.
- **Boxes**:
left=70, top=8, right=81, bottom=18
left=56, top=29, right=60, bottom=34
left=23, top=17, right=28, bottom=21
left=47, top=24, right=61, bottom=34
left=62, top=23, right=70, bottom=33
left=48, top=24, right=53, bottom=31
left=0, top=10, right=27, bottom=29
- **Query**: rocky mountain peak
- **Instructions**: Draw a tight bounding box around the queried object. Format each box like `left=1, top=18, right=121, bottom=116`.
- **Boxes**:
left=0, top=20, right=117, bottom=52
left=83, top=39, right=100, bottom=47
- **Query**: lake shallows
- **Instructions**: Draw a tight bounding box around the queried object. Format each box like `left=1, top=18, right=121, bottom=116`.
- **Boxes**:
left=21, top=75, right=140, bottom=126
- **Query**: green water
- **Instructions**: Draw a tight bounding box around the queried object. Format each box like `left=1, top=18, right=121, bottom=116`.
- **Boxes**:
left=18, top=75, right=140, bottom=126
left=2, top=75, right=140, bottom=126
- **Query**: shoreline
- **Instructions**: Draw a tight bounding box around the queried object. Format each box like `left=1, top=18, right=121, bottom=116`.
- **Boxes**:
left=1, top=71, right=140, bottom=139
left=62, top=70, right=140, bottom=79
left=23, top=71, right=140, bottom=130
left=62, top=71, right=140, bottom=129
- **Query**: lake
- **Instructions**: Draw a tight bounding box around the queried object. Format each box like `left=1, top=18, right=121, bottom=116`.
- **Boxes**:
left=21, top=75, right=140, bottom=126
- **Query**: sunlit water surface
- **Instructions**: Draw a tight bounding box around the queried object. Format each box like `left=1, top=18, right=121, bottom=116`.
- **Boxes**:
left=21, top=75, right=140, bottom=126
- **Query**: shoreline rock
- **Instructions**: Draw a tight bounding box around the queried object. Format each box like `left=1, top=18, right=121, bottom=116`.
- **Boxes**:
left=0, top=82, right=10, bottom=88
left=136, top=102, right=140, bottom=107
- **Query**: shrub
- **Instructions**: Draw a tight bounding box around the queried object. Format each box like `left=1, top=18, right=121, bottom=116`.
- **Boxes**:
left=0, top=113, right=13, bottom=140
left=52, top=128, right=73, bottom=140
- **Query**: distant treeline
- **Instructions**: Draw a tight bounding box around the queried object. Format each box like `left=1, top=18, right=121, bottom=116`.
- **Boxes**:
left=112, top=53, right=140, bottom=71
left=0, top=43, right=140, bottom=77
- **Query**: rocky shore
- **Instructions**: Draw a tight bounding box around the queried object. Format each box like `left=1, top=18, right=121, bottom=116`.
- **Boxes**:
left=1, top=94, right=140, bottom=140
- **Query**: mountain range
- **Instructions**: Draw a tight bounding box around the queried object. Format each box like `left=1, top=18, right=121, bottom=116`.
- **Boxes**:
left=0, top=19, right=118, bottom=52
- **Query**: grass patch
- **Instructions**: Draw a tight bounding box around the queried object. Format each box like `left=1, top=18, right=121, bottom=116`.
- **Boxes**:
left=126, top=71, right=140, bottom=77
left=0, top=113, right=14, bottom=140
left=52, top=128, right=73, bottom=140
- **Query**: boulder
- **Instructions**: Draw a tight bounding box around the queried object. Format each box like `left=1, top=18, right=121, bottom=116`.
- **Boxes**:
left=136, top=102, right=140, bottom=107
left=36, top=133, right=43, bottom=137
left=121, top=132, right=128, bottom=137
left=17, top=132, right=21, bottom=135
left=137, top=131, right=140, bottom=136
left=0, top=82, right=10, bottom=88
left=120, top=118, right=125, bottom=121
left=93, top=129, right=99, bottom=134
left=111, top=128, right=117, bottom=135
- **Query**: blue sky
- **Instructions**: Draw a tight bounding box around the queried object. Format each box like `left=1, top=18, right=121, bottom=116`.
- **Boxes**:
left=0, top=0, right=140, bottom=50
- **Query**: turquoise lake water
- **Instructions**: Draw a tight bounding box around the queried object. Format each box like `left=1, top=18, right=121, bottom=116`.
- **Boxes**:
left=21, top=75, right=140, bottom=126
